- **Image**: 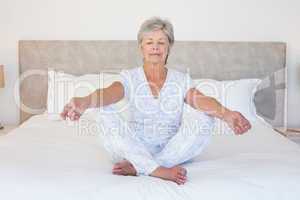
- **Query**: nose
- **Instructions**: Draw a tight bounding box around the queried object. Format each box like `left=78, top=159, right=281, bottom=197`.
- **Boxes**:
left=152, top=43, right=159, bottom=51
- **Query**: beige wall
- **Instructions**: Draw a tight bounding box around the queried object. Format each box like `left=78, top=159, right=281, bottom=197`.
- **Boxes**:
left=0, top=0, right=299, bottom=127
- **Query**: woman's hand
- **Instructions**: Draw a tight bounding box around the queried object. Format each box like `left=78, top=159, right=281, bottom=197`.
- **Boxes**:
left=60, top=96, right=90, bottom=121
left=223, top=110, right=251, bottom=135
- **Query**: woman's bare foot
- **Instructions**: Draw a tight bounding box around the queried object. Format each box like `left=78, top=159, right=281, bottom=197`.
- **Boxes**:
left=112, top=159, right=137, bottom=176
left=150, top=166, right=187, bottom=185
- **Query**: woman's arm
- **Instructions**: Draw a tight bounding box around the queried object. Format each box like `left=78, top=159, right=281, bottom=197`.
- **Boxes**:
left=185, top=88, right=251, bottom=135
left=87, top=81, right=124, bottom=108
left=60, top=81, right=124, bottom=121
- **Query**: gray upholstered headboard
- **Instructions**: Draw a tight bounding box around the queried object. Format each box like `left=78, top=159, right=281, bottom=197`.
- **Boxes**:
left=19, top=40, right=286, bottom=127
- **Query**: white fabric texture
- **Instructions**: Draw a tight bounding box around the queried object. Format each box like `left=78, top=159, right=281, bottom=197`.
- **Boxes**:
left=1, top=114, right=300, bottom=200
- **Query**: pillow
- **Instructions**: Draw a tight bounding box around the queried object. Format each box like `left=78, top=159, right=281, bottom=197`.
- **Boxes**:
left=194, top=78, right=261, bottom=120
left=194, top=78, right=261, bottom=135
left=47, top=70, right=130, bottom=121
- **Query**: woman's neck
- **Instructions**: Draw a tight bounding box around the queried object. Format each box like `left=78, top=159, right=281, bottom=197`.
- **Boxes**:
left=143, top=62, right=167, bottom=81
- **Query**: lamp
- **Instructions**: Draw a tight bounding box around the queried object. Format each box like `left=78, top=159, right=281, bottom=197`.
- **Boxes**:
left=0, top=65, right=5, bottom=129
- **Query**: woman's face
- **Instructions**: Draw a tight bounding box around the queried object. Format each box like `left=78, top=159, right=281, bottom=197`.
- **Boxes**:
left=140, top=29, right=169, bottom=65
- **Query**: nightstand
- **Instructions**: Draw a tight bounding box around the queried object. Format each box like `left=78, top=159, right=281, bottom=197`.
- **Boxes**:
left=274, top=128, right=300, bottom=145
left=0, top=125, right=18, bottom=135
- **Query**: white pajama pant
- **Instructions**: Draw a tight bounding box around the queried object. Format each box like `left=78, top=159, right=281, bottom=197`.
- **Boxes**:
left=96, top=103, right=215, bottom=176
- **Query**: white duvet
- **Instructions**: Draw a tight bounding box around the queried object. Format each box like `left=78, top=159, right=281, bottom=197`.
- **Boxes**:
left=0, top=114, right=300, bottom=200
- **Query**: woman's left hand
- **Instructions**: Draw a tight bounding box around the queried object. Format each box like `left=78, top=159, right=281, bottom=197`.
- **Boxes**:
left=223, top=111, right=251, bottom=135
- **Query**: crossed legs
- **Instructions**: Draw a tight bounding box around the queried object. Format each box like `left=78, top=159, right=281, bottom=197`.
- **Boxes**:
left=96, top=104, right=215, bottom=184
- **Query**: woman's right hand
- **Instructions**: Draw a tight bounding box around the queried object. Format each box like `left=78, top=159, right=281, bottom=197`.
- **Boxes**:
left=60, top=96, right=90, bottom=121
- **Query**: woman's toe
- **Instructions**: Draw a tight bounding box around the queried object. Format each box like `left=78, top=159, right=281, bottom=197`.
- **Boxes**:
left=175, top=172, right=187, bottom=185
left=112, top=167, right=122, bottom=173
left=113, top=167, right=121, bottom=171
left=176, top=177, right=185, bottom=185
left=179, top=176, right=187, bottom=183
left=113, top=163, right=122, bottom=168
left=179, top=174, right=186, bottom=180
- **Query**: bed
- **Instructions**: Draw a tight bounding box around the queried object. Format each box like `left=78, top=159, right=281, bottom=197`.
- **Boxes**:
left=0, top=41, right=299, bottom=199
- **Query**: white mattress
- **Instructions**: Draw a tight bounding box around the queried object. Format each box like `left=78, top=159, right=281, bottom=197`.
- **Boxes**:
left=0, top=114, right=300, bottom=200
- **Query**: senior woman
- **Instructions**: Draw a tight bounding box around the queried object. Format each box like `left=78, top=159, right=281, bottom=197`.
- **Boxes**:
left=60, top=17, right=251, bottom=185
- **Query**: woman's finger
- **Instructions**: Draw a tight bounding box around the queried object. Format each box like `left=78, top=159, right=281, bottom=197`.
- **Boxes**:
left=67, top=110, right=75, bottom=119
left=60, top=104, right=71, bottom=119
left=236, top=115, right=251, bottom=132
left=234, top=125, right=242, bottom=135
left=71, top=112, right=77, bottom=121
left=241, top=119, right=250, bottom=128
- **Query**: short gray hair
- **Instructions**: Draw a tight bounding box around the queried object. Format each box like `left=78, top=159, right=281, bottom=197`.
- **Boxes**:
left=137, top=17, right=174, bottom=47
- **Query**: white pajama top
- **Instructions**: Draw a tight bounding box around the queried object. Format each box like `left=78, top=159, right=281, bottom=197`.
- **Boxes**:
left=119, top=66, right=194, bottom=154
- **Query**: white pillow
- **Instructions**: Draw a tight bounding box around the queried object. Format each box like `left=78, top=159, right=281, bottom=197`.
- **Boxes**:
left=194, top=78, right=261, bottom=135
left=194, top=78, right=261, bottom=120
left=47, top=70, right=130, bottom=121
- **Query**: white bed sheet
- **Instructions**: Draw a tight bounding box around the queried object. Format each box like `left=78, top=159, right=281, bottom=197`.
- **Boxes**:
left=0, top=114, right=300, bottom=200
